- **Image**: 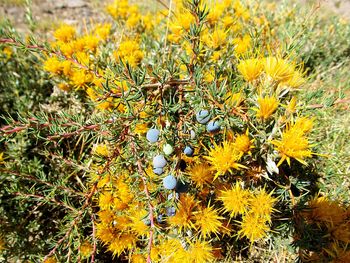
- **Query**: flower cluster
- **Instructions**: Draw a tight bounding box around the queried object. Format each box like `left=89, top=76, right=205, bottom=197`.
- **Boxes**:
left=36, top=0, right=325, bottom=261
left=297, top=196, right=350, bottom=262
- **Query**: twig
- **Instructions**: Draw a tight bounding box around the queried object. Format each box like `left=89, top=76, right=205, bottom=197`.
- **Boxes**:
left=14, top=192, right=77, bottom=212
left=0, top=38, right=103, bottom=78
left=90, top=213, right=97, bottom=263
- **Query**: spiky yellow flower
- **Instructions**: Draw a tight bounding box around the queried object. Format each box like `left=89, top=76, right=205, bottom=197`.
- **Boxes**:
left=237, top=58, right=263, bottom=82
left=293, top=117, right=314, bottom=134
left=168, top=194, right=198, bottom=231
left=233, top=34, right=251, bottom=56
left=80, top=240, right=93, bottom=258
left=108, top=233, right=138, bottom=256
left=157, top=238, right=188, bottom=262
left=238, top=213, right=270, bottom=243
left=43, top=56, right=62, bottom=75
left=225, top=91, right=244, bottom=108
left=218, top=183, right=251, bottom=217
left=94, top=143, right=111, bottom=157
left=114, top=39, right=144, bottom=67
left=134, top=123, right=148, bottom=135
left=187, top=240, right=215, bottom=263
left=98, top=191, right=114, bottom=210
left=331, top=222, right=350, bottom=243
left=54, top=24, right=76, bottom=42
left=194, top=205, right=223, bottom=237
left=204, top=141, right=246, bottom=180
left=271, top=120, right=314, bottom=166
left=282, top=69, right=306, bottom=88
left=233, top=130, right=254, bottom=154
left=303, top=196, right=346, bottom=226
left=44, top=257, right=57, bottom=263
left=263, top=56, right=295, bottom=83
left=0, top=152, right=4, bottom=164
left=187, top=162, right=214, bottom=188
left=249, top=189, right=277, bottom=222
left=254, top=95, right=279, bottom=120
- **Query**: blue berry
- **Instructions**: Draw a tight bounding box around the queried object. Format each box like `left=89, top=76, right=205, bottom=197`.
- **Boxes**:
left=153, top=155, right=167, bottom=168
left=166, top=207, right=176, bottom=217
left=175, top=181, right=189, bottom=193
left=163, top=144, right=174, bottom=155
left=183, top=146, right=194, bottom=157
left=167, top=192, right=179, bottom=200
left=153, top=167, right=163, bottom=175
left=157, top=214, right=165, bottom=224
left=196, top=110, right=211, bottom=124
left=190, top=130, right=196, bottom=139
left=163, top=175, right=177, bottom=190
left=143, top=218, right=151, bottom=226
left=206, top=120, right=220, bottom=132
left=146, top=128, right=160, bottom=143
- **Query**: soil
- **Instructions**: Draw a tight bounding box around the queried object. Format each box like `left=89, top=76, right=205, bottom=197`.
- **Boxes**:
left=0, top=0, right=106, bottom=34
left=0, top=0, right=349, bottom=34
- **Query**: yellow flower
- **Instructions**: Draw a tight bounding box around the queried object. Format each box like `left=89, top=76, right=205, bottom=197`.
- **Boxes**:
left=70, top=70, right=92, bottom=89
left=293, top=117, right=314, bottom=134
left=233, top=34, right=251, bottom=56
left=271, top=120, right=314, bottom=166
left=93, top=143, right=111, bottom=157
left=98, top=191, right=114, bottom=210
left=96, top=223, right=115, bottom=244
left=81, top=35, right=100, bottom=52
left=107, top=233, right=138, bottom=256
left=58, top=41, right=75, bottom=57
left=3, top=47, right=12, bottom=59
left=218, top=182, right=251, bottom=217
left=187, top=240, right=215, bottom=263
left=94, top=23, right=111, bottom=41
left=194, top=205, right=223, bottom=237
left=209, top=28, right=227, bottom=49
left=263, top=56, right=295, bottom=83
left=80, top=240, right=93, bottom=258
left=303, top=196, right=346, bottom=226
left=43, top=56, right=62, bottom=75
left=282, top=69, right=305, bottom=88
left=249, top=189, right=277, bottom=222
left=54, top=24, right=76, bottom=42
left=44, top=257, right=57, bottom=263
left=130, top=253, right=146, bottom=263
left=233, top=130, right=254, bottom=154
left=114, top=39, right=144, bottom=67
left=331, top=222, right=350, bottom=243
left=187, top=162, right=214, bottom=188
left=254, top=95, right=279, bottom=120
left=237, top=58, right=263, bottom=82
left=168, top=194, right=198, bottom=231
left=238, top=213, right=270, bottom=243
left=134, top=123, right=148, bottom=135
left=204, top=141, right=246, bottom=180
left=286, top=96, right=297, bottom=114
left=0, top=152, right=4, bottom=164
left=225, top=91, right=244, bottom=108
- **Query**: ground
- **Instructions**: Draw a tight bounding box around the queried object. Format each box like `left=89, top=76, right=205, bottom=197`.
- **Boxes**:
left=0, top=0, right=350, bottom=34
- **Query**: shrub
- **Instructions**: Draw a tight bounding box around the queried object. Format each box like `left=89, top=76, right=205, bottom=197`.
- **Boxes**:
left=0, top=0, right=349, bottom=262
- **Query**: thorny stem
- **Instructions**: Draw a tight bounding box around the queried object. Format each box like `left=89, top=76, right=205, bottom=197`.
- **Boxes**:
left=91, top=213, right=97, bottom=263
left=1, top=169, right=84, bottom=196
left=130, top=140, right=155, bottom=263
left=0, top=38, right=103, bottom=78
left=14, top=192, right=77, bottom=212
